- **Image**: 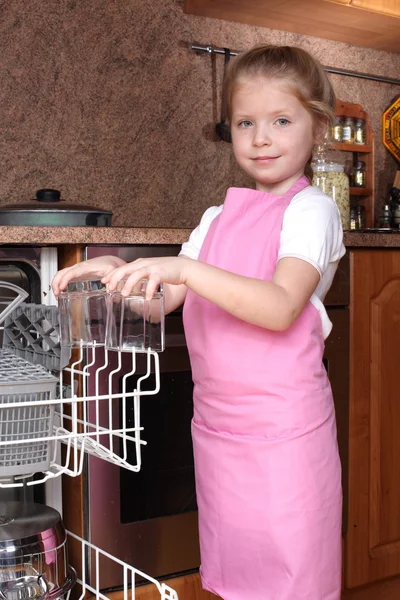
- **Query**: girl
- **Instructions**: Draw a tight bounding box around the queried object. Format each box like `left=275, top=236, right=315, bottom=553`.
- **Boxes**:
left=53, top=45, right=345, bottom=600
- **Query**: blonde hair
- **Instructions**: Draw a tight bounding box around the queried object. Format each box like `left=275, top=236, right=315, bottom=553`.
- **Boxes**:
left=224, top=45, right=336, bottom=182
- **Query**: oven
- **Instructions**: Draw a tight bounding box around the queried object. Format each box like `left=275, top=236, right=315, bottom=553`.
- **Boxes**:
left=84, top=246, right=350, bottom=590
left=85, top=245, right=199, bottom=589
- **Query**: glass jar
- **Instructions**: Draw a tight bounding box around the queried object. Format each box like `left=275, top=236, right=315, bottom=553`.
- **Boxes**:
left=331, top=116, right=344, bottom=142
left=312, top=162, right=350, bottom=229
left=379, top=204, right=391, bottom=228
left=352, top=160, right=367, bottom=187
left=350, top=206, right=357, bottom=230
left=342, top=117, right=355, bottom=144
left=354, top=118, right=366, bottom=145
left=356, top=204, right=366, bottom=229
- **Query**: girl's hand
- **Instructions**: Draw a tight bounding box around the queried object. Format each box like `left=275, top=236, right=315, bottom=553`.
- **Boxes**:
left=102, top=256, right=193, bottom=299
left=52, top=256, right=126, bottom=296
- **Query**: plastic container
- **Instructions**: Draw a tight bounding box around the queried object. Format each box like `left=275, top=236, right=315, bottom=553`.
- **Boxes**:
left=59, top=280, right=107, bottom=348
left=105, top=280, right=165, bottom=352
left=312, top=161, right=350, bottom=229
left=3, top=303, right=70, bottom=371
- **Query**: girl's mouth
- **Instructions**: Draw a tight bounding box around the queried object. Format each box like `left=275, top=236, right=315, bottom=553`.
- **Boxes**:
left=252, top=156, right=278, bottom=162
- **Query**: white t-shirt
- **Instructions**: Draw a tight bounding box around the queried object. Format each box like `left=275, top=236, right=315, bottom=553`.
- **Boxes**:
left=180, top=186, right=346, bottom=339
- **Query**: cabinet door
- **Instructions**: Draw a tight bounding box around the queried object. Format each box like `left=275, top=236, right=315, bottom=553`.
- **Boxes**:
left=324, top=0, right=400, bottom=17
left=347, top=250, right=400, bottom=588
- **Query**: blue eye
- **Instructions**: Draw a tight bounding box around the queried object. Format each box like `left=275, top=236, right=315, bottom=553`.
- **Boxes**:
left=276, top=118, right=290, bottom=126
left=238, top=120, right=253, bottom=128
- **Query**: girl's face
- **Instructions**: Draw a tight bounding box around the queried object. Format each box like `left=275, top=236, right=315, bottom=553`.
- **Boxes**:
left=230, top=76, right=318, bottom=195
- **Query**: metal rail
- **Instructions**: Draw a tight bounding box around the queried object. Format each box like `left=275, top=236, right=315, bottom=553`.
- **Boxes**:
left=190, top=44, right=400, bottom=86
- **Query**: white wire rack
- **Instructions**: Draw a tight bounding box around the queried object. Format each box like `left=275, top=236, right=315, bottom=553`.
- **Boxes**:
left=0, top=345, right=160, bottom=488
left=67, top=532, right=178, bottom=600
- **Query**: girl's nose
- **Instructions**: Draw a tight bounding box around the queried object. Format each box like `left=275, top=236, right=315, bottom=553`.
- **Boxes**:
left=253, top=125, right=271, bottom=146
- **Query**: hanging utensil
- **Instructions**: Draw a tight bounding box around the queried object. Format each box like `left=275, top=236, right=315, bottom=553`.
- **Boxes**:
left=215, top=48, right=232, bottom=143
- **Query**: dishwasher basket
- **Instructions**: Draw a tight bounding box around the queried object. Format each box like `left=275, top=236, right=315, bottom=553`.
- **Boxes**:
left=0, top=282, right=60, bottom=481
left=0, top=349, right=58, bottom=480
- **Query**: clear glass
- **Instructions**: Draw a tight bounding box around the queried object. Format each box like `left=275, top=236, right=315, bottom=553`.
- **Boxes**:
left=312, top=162, right=350, bottom=229
left=59, top=280, right=107, bottom=347
left=105, top=280, right=165, bottom=352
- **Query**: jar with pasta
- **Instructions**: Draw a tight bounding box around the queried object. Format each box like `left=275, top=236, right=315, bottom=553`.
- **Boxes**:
left=311, top=162, right=350, bottom=230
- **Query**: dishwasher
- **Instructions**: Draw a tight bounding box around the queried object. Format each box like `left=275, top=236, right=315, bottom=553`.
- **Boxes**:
left=0, top=255, right=180, bottom=600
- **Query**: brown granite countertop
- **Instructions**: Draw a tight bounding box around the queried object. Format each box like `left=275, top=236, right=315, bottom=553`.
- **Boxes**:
left=0, top=226, right=192, bottom=245
left=343, top=231, right=400, bottom=247
left=1, top=226, right=400, bottom=248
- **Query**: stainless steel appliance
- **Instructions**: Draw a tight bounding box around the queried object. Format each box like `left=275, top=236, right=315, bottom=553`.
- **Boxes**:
left=0, top=502, right=76, bottom=600
left=84, top=246, right=350, bottom=590
left=85, top=245, right=198, bottom=589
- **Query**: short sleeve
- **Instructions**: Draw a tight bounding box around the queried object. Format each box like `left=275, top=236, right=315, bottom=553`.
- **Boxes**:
left=278, top=186, right=345, bottom=276
left=180, top=205, right=223, bottom=260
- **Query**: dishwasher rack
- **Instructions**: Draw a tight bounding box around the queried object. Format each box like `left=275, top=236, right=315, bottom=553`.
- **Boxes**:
left=0, top=345, right=160, bottom=487
left=68, top=532, right=178, bottom=600
left=0, top=280, right=181, bottom=600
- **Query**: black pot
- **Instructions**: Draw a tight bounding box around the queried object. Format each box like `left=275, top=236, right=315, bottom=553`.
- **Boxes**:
left=0, top=189, right=113, bottom=226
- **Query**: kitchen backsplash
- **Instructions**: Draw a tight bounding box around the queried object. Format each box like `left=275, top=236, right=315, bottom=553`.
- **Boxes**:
left=0, top=0, right=399, bottom=228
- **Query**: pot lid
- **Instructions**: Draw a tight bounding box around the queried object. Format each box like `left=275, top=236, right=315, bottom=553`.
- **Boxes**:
left=0, top=189, right=113, bottom=214
left=0, top=502, right=62, bottom=543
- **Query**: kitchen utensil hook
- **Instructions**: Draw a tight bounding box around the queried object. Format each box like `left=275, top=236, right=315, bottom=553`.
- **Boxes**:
left=215, top=48, right=232, bottom=143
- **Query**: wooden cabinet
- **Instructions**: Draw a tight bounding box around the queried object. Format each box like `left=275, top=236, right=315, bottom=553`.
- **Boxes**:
left=334, top=100, right=375, bottom=228
left=346, top=250, right=400, bottom=588
left=184, top=0, right=400, bottom=53
left=324, top=0, right=400, bottom=18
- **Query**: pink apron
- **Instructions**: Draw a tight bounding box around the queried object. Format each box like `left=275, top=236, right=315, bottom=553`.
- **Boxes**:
left=183, top=176, right=342, bottom=600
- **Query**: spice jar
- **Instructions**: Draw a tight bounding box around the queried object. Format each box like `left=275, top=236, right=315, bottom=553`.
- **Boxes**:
left=352, top=160, right=367, bottom=187
left=379, top=204, right=391, bottom=228
left=354, top=118, right=366, bottom=145
left=331, top=116, right=344, bottom=142
left=356, top=204, right=366, bottom=229
left=342, top=117, right=355, bottom=144
left=312, top=161, right=350, bottom=229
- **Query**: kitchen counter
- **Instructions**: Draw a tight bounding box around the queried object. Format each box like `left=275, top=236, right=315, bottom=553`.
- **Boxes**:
left=0, top=226, right=192, bottom=245
left=1, top=226, right=400, bottom=247
left=343, top=231, right=400, bottom=247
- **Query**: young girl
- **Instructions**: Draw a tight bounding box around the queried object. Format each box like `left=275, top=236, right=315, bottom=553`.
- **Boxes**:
left=53, top=45, right=345, bottom=600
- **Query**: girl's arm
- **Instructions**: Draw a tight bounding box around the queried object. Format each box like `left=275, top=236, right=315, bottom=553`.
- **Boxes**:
left=102, top=255, right=320, bottom=331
